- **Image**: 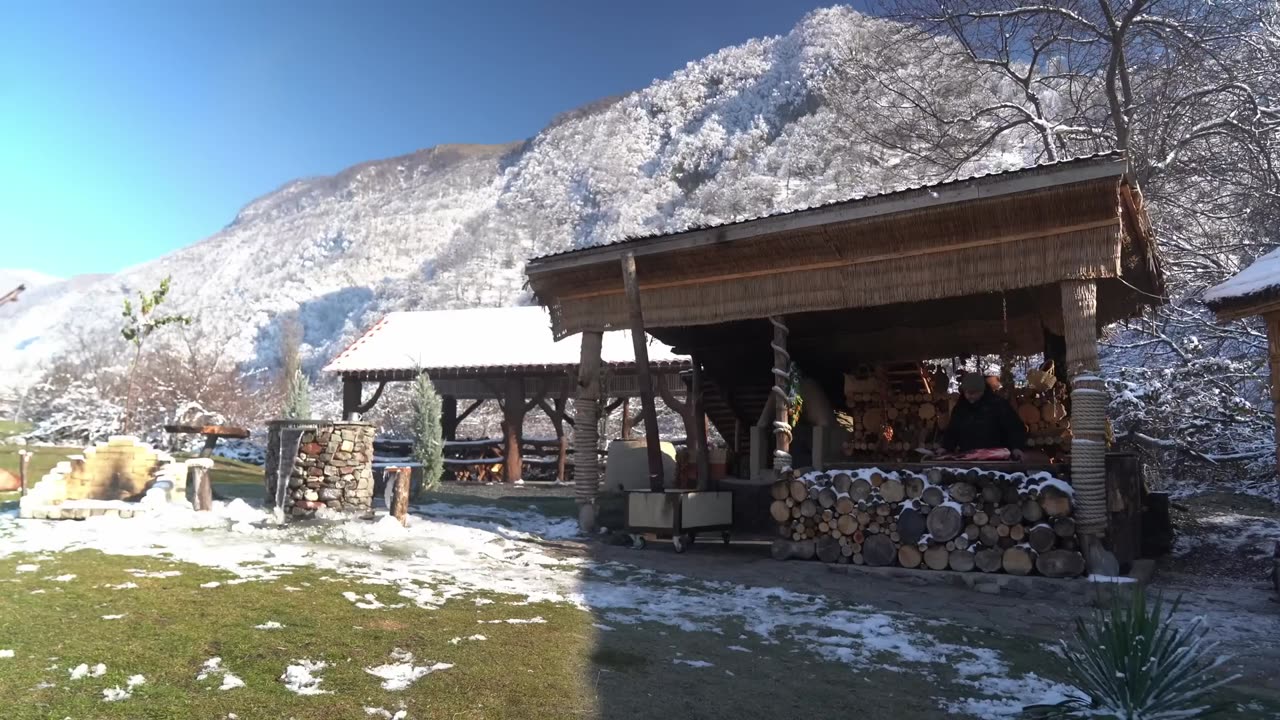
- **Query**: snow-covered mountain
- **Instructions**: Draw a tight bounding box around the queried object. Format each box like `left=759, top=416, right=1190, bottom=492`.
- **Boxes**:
left=0, top=6, right=1035, bottom=387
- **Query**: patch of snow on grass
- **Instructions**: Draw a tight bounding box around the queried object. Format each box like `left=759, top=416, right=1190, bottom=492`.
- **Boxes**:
left=48, top=574, right=76, bottom=582
left=727, top=645, right=751, bottom=653
left=365, top=649, right=452, bottom=691
left=200, top=581, right=221, bottom=588
left=0, top=649, right=13, bottom=658
left=281, top=659, right=330, bottom=695
left=101, top=614, right=126, bottom=620
left=364, top=708, right=408, bottom=720
left=197, top=657, right=244, bottom=690
left=343, top=591, right=387, bottom=609
left=15, top=563, right=38, bottom=573
left=449, top=634, right=487, bottom=644
left=125, top=569, right=181, bottom=578
left=254, top=621, right=285, bottom=630
left=69, top=662, right=106, bottom=680
left=102, top=686, right=131, bottom=701
left=478, top=616, right=546, bottom=624
left=105, top=582, right=139, bottom=590
left=673, top=659, right=714, bottom=667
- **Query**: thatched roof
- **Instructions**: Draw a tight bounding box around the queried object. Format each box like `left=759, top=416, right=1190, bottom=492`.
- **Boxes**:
left=1204, top=248, right=1280, bottom=321
left=526, top=153, right=1163, bottom=354
left=324, top=306, right=689, bottom=381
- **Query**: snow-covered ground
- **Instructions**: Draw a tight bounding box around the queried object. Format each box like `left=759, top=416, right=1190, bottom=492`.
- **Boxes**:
left=0, top=498, right=1089, bottom=716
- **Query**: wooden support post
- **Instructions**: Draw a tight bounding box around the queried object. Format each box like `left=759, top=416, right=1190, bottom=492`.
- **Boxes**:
left=391, top=467, right=411, bottom=526
left=575, top=331, right=604, bottom=531
left=769, top=315, right=792, bottom=471
left=621, top=252, right=664, bottom=492
left=442, top=396, right=458, bottom=441
left=199, top=434, right=218, bottom=459
left=501, top=377, right=525, bottom=483
left=692, top=357, right=710, bottom=490
left=189, top=465, right=213, bottom=511
left=1267, top=313, right=1280, bottom=486
left=552, top=396, right=569, bottom=484
left=1061, top=280, right=1113, bottom=572
left=620, top=398, right=634, bottom=439
left=18, top=449, right=31, bottom=497
left=342, top=376, right=363, bottom=421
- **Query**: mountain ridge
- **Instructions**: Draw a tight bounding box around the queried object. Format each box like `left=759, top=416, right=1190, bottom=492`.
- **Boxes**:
left=0, top=6, right=1033, bottom=390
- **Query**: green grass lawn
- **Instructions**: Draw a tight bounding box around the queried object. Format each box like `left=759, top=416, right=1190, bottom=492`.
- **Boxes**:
left=0, top=551, right=594, bottom=719
left=0, top=420, right=32, bottom=440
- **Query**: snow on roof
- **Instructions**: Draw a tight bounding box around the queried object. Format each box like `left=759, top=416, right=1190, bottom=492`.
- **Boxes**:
left=324, top=306, right=689, bottom=375
left=529, top=151, right=1126, bottom=263
left=1203, top=247, right=1280, bottom=310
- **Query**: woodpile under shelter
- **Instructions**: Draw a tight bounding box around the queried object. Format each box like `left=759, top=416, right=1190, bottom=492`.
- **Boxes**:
left=323, top=306, right=692, bottom=482
left=526, top=152, right=1164, bottom=575
left=1204, top=248, right=1280, bottom=477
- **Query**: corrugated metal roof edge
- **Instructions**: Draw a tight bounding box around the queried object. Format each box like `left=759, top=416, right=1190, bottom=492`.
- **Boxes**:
left=527, top=151, right=1126, bottom=265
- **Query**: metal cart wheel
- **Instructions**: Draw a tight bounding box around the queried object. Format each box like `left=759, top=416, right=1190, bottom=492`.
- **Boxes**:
left=673, top=534, right=691, bottom=553
left=721, top=531, right=731, bottom=545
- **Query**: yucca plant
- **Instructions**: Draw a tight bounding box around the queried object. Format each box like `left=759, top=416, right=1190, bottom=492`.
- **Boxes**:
left=1025, top=587, right=1237, bottom=719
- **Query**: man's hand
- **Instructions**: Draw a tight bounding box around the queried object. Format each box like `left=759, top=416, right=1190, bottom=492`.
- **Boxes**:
left=1009, top=449, right=1024, bottom=462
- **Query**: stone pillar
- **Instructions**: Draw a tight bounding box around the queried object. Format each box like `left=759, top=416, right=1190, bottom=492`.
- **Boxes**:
left=270, top=421, right=375, bottom=519
left=1061, top=280, right=1113, bottom=573
left=574, top=331, right=604, bottom=532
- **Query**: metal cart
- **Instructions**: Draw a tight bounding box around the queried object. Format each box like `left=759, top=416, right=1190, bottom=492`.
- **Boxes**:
left=624, top=489, right=734, bottom=552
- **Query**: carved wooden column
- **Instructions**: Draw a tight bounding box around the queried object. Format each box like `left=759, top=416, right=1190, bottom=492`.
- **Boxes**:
left=769, top=316, right=792, bottom=471
left=1061, top=280, right=1112, bottom=571
left=574, top=331, right=604, bottom=531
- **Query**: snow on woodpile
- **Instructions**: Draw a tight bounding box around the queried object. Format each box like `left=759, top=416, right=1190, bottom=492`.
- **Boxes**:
left=1203, top=247, right=1280, bottom=308
left=768, top=467, right=1083, bottom=576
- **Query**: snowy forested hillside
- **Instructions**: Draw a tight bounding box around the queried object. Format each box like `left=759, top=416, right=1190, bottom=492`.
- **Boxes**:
left=0, top=7, right=1033, bottom=386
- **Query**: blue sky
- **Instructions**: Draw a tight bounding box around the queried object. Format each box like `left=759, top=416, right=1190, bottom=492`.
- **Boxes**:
left=0, top=0, right=855, bottom=278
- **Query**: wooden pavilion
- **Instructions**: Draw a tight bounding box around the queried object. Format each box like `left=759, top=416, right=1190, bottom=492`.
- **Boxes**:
left=1204, top=248, right=1280, bottom=477
left=525, top=152, right=1163, bottom=572
left=323, top=306, right=693, bottom=482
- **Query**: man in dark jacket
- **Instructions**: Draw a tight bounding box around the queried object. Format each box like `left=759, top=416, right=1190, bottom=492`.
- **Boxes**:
left=943, top=373, right=1027, bottom=459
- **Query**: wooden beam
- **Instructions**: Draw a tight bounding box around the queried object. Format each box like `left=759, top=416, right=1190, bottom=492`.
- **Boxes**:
left=501, top=377, right=525, bottom=483
left=456, top=398, right=484, bottom=426
left=559, top=218, right=1120, bottom=302
left=692, top=355, right=710, bottom=490
left=620, top=397, right=634, bottom=440
left=342, top=377, right=363, bottom=420
left=621, top=251, right=664, bottom=492
left=1267, top=312, right=1280, bottom=488
left=355, top=381, right=388, bottom=414
left=525, top=156, right=1127, bottom=273
left=441, top=396, right=458, bottom=441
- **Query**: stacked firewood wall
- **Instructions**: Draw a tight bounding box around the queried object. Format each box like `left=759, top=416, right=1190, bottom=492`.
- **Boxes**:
left=769, top=468, right=1086, bottom=577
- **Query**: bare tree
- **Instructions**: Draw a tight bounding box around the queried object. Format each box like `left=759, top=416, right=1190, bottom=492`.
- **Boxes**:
left=862, top=0, right=1280, bottom=478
